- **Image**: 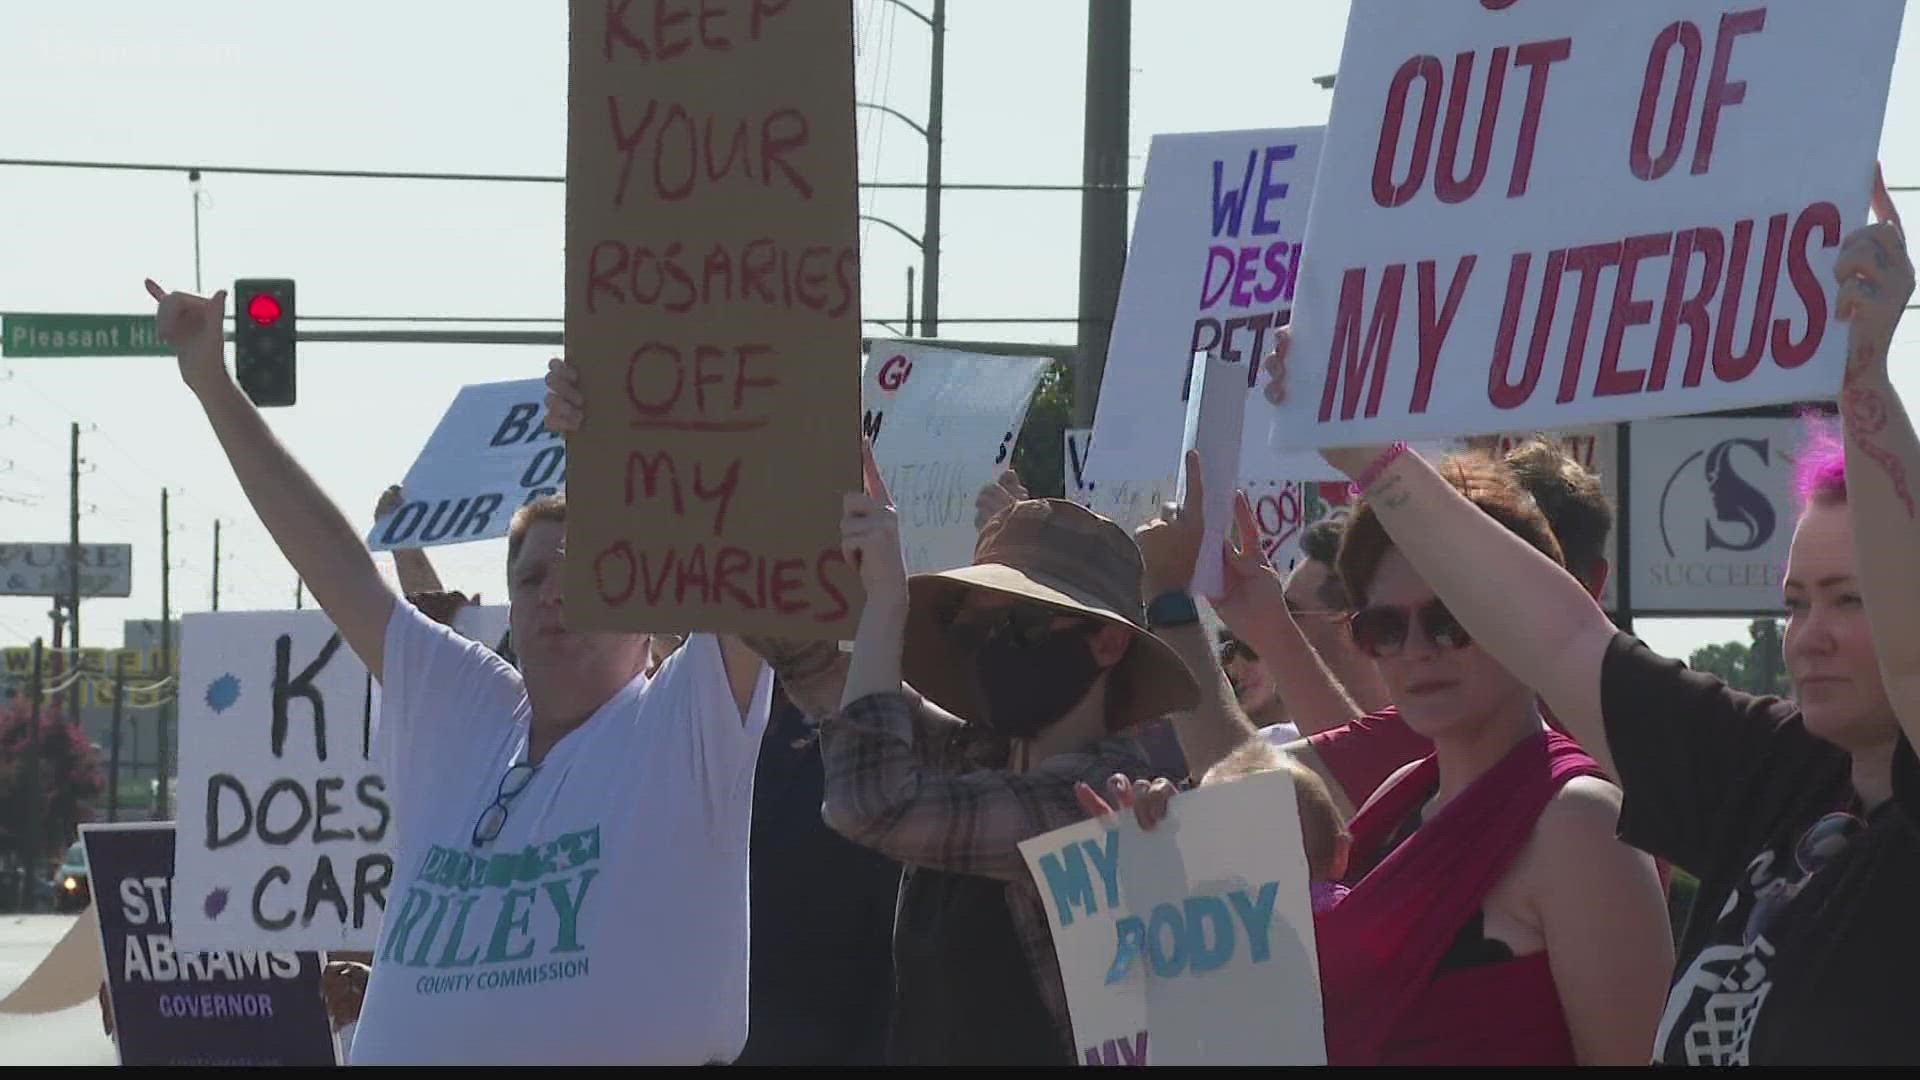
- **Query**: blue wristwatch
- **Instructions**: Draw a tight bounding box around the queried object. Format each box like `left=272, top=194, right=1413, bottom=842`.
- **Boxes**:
left=1145, top=590, right=1200, bottom=629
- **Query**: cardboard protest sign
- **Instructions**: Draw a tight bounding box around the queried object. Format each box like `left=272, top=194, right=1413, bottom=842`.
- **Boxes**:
left=1272, top=0, right=1904, bottom=454
left=368, top=378, right=564, bottom=551
left=1178, top=353, right=1246, bottom=599
left=1091, top=127, right=1340, bottom=491
left=84, top=822, right=337, bottom=1067
left=1020, top=768, right=1325, bottom=1065
left=561, top=0, right=863, bottom=639
left=861, top=343, right=1049, bottom=573
left=1628, top=415, right=1799, bottom=614
left=173, top=610, right=393, bottom=953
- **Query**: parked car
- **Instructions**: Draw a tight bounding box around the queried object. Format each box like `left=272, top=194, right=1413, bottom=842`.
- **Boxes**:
left=52, top=840, right=89, bottom=913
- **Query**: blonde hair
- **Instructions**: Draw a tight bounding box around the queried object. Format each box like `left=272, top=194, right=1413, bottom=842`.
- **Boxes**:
left=1204, top=738, right=1349, bottom=881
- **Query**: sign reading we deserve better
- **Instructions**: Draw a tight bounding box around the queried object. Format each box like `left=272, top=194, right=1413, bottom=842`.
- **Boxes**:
left=1019, top=769, right=1325, bottom=1065
left=1272, top=1, right=1905, bottom=453
left=368, top=379, right=565, bottom=552
left=173, top=610, right=393, bottom=953
left=1092, top=127, right=1340, bottom=491
left=862, top=343, right=1048, bottom=573
left=562, top=0, right=863, bottom=640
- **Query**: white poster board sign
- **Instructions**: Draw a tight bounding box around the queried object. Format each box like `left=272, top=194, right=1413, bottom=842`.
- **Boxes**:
left=1628, top=415, right=1800, bottom=614
left=1092, top=127, right=1341, bottom=492
left=1272, top=0, right=1903, bottom=454
left=1179, top=353, right=1247, bottom=599
left=368, top=379, right=565, bottom=551
left=1019, top=769, right=1325, bottom=1065
left=862, top=343, right=1049, bottom=573
left=173, top=610, right=388, bottom=951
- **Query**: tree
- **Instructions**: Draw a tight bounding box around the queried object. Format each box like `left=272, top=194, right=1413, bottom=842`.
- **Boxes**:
left=0, top=699, right=104, bottom=870
left=1011, top=360, right=1073, bottom=500
left=1688, top=618, right=1789, bottom=697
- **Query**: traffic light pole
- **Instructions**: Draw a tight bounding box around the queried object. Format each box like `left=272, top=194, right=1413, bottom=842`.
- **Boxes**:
left=264, top=329, right=1081, bottom=362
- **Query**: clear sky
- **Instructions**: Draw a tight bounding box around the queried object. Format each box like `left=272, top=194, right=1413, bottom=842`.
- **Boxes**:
left=1, top=1, right=1917, bottom=669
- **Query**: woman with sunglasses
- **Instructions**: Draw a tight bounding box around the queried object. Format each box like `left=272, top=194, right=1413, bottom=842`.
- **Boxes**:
left=1265, top=172, right=1920, bottom=1066
left=1314, top=459, right=1672, bottom=1066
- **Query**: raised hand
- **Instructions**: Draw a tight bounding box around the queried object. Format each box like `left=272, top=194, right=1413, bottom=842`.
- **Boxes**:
left=1134, top=449, right=1206, bottom=597
left=143, top=279, right=228, bottom=393
left=842, top=438, right=909, bottom=613
left=1264, top=324, right=1398, bottom=480
left=1074, top=772, right=1178, bottom=831
left=1214, top=490, right=1289, bottom=638
left=375, top=484, right=404, bottom=521
left=974, top=467, right=1027, bottom=531
left=1835, top=162, right=1913, bottom=387
left=544, top=357, right=585, bottom=434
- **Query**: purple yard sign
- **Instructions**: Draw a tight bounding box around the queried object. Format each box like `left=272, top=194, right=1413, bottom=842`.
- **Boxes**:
left=83, top=823, right=337, bottom=1067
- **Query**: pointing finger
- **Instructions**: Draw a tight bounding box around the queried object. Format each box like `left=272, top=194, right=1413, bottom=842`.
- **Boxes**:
left=1873, top=162, right=1906, bottom=240
left=143, top=278, right=167, bottom=303
left=1231, top=490, right=1258, bottom=558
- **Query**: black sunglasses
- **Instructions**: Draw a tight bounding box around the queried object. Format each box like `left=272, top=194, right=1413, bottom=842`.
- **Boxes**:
left=1348, top=598, right=1472, bottom=659
left=1742, top=810, right=1865, bottom=947
left=471, top=761, right=538, bottom=848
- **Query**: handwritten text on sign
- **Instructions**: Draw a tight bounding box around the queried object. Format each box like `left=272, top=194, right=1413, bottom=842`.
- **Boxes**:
left=1272, top=1, right=1905, bottom=453
left=173, top=611, right=391, bottom=953
left=862, top=344, right=1048, bottom=573
left=562, top=0, right=863, bottom=638
left=368, top=378, right=567, bottom=552
left=1018, top=770, right=1326, bottom=1065
left=1093, top=127, right=1342, bottom=489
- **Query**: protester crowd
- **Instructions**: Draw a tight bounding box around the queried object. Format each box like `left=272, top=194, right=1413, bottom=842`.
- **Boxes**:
left=119, top=153, right=1920, bottom=1068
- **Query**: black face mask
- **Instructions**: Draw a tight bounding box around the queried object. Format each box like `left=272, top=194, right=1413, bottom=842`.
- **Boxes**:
left=971, top=625, right=1106, bottom=739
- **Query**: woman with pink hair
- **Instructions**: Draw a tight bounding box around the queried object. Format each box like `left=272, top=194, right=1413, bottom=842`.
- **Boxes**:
left=1261, top=168, right=1920, bottom=1065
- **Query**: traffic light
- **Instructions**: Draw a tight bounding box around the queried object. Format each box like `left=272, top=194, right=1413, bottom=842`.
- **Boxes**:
left=233, top=278, right=296, bottom=407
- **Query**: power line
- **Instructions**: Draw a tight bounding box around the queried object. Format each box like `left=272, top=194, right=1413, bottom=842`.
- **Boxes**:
left=0, top=156, right=1142, bottom=192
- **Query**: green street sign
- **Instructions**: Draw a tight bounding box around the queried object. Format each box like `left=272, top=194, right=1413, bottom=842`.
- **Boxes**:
left=2, top=313, right=169, bottom=358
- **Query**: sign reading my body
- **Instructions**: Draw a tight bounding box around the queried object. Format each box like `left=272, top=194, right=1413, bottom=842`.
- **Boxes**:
left=1040, top=831, right=1286, bottom=986
left=1322, top=11, right=1841, bottom=425
left=582, top=0, right=854, bottom=626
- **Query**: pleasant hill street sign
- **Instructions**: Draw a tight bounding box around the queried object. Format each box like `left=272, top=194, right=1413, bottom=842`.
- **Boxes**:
left=2, top=314, right=169, bottom=358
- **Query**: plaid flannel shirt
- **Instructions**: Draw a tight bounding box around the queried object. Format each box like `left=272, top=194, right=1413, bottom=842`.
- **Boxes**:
left=822, top=690, right=1151, bottom=1061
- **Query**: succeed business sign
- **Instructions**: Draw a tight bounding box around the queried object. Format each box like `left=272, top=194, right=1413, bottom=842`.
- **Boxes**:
left=1628, top=416, right=1802, bottom=614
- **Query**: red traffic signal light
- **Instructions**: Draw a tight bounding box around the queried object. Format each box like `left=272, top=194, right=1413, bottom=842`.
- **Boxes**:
left=246, top=293, right=284, bottom=326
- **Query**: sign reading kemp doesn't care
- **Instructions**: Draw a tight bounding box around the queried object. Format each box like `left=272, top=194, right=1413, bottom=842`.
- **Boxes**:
left=173, top=610, right=392, bottom=953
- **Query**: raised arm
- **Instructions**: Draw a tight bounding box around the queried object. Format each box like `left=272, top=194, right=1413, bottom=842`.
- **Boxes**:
left=1214, top=491, right=1364, bottom=736
left=1264, top=332, right=1621, bottom=778
left=1133, top=452, right=1263, bottom=777
left=1835, top=169, right=1920, bottom=742
left=147, top=280, right=395, bottom=677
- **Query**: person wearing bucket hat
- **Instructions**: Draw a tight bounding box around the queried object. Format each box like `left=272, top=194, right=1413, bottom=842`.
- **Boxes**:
left=822, top=441, right=1229, bottom=1065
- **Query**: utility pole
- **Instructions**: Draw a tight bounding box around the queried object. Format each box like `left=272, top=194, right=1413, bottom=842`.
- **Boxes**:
left=107, top=655, right=125, bottom=823
left=20, top=640, right=43, bottom=910
left=67, top=422, right=82, bottom=732
left=296, top=578, right=304, bottom=610
left=1073, top=0, right=1131, bottom=426
left=158, top=488, right=172, bottom=820
left=211, top=519, right=221, bottom=611
left=921, top=0, right=946, bottom=336
left=906, top=266, right=917, bottom=339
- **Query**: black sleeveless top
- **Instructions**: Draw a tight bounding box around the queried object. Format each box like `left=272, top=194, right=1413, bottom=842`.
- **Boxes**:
left=887, top=866, right=1069, bottom=1065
